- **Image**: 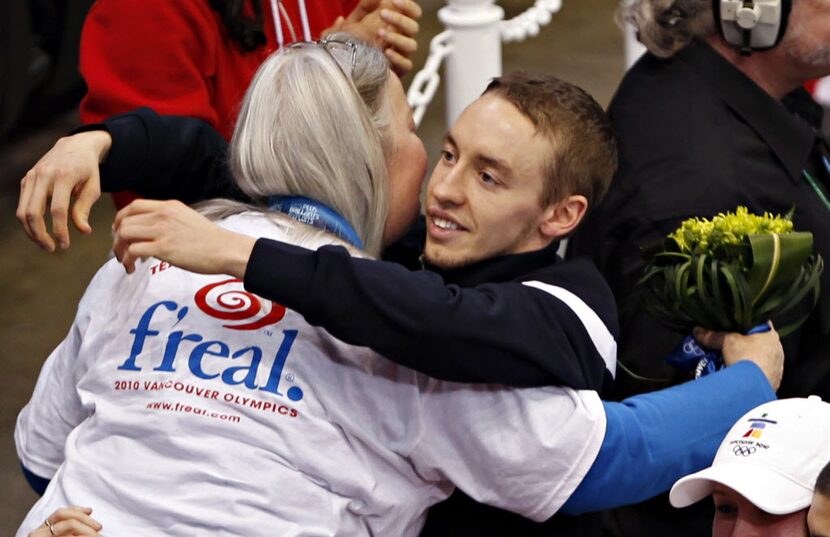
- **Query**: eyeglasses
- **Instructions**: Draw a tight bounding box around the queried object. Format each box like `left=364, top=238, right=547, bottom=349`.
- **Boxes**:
left=286, top=37, right=358, bottom=80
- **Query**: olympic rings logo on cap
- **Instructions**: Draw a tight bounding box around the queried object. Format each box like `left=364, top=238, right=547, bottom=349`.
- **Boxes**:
left=732, top=445, right=756, bottom=457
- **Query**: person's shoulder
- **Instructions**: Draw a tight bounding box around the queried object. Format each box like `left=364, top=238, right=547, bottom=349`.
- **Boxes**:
left=612, top=53, right=690, bottom=101
left=218, top=211, right=295, bottom=240
left=609, top=49, right=735, bottom=191
left=524, top=257, right=620, bottom=338
left=219, top=211, right=366, bottom=257
left=609, top=49, right=717, bottom=126
left=525, top=256, right=609, bottom=294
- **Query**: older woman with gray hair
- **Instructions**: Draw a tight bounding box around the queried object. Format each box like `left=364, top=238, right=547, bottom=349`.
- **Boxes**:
left=569, top=0, right=830, bottom=535
left=16, top=33, right=438, bottom=536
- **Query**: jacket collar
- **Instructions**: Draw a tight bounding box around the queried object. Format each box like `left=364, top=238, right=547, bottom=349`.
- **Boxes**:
left=679, top=40, right=822, bottom=184
left=424, top=241, right=562, bottom=287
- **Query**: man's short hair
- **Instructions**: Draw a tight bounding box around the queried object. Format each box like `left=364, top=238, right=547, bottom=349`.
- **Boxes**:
left=816, top=461, right=830, bottom=497
left=483, top=72, right=617, bottom=210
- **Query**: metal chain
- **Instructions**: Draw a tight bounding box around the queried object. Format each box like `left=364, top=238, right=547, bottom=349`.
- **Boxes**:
left=406, top=1, right=565, bottom=125
left=407, top=30, right=454, bottom=127
left=501, top=0, right=563, bottom=43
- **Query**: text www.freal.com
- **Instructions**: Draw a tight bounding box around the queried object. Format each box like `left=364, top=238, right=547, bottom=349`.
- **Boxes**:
left=146, top=401, right=241, bottom=423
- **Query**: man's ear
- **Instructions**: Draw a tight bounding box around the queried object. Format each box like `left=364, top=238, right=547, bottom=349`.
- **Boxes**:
left=539, top=194, right=588, bottom=240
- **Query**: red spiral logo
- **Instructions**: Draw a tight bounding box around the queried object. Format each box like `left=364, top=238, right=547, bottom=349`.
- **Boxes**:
left=194, top=278, right=286, bottom=330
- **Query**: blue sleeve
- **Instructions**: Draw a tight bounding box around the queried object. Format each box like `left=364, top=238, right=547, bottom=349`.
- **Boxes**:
left=21, top=462, right=50, bottom=496
left=561, top=361, right=776, bottom=514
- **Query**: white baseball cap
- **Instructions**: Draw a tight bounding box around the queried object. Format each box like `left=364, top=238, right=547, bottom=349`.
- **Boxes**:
left=670, top=396, right=830, bottom=515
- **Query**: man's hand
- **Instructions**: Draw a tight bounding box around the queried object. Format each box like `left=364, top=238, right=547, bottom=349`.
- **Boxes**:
left=694, top=323, right=784, bottom=391
left=17, top=130, right=110, bottom=252
left=27, top=506, right=102, bottom=537
left=324, top=0, right=422, bottom=75
left=112, top=199, right=255, bottom=278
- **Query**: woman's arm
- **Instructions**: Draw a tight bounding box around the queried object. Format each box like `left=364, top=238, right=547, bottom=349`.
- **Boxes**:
left=21, top=464, right=49, bottom=496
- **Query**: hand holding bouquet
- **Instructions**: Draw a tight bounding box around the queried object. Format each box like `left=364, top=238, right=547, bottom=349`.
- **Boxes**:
left=639, top=207, right=823, bottom=375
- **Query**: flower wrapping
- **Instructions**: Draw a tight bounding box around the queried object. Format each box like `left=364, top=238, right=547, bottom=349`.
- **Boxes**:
left=639, top=207, right=823, bottom=337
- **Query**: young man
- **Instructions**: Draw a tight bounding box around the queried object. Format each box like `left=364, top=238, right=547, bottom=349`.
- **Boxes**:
left=670, top=397, right=830, bottom=537
left=18, top=72, right=779, bottom=536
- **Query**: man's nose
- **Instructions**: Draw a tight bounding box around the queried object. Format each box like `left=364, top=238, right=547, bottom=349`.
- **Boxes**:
left=730, top=518, right=767, bottom=537
left=430, top=164, right=466, bottom=206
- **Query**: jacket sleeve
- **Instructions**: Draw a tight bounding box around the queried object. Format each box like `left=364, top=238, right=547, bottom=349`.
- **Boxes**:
left=244, top=238, right=614, bottom=390
left=75, top=107, right=245, bottom=204
left=560, top=361, right=776, bottom=514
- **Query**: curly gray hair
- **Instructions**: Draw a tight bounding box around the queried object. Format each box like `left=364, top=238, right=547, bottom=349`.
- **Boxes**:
left=619, top=0, right=717, bottom=57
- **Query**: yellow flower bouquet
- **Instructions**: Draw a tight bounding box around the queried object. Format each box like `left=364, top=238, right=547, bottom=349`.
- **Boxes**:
left=639, top=207, right=823, bottom=337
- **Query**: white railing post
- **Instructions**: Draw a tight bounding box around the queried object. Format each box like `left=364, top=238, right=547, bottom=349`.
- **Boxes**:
left=437, top=0, right=505, bottom=125
left=408, top=1, right=566, bottom=129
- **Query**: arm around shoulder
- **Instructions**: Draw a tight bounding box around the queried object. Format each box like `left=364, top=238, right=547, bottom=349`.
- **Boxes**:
left=244, top=239, right=613, bottom=390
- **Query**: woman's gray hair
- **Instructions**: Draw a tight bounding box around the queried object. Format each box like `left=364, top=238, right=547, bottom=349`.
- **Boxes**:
left=204, top=33, right=391, bottom=256
left=619, top=0, right=717, bottom=58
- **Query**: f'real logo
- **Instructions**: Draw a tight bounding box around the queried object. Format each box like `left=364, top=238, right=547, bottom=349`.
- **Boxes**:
left=116, top=280, right=304, bottom=401
left=195, top=279, right=285, bottom=330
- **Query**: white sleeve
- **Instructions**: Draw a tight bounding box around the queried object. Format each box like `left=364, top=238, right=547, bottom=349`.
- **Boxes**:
left=14, top=261, right=121, bottom=479
left=409, top=383, right=606, bottom=522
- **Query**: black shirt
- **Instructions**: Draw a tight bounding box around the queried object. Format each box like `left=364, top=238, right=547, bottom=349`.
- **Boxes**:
left=569, top=37, right=830, bottom=537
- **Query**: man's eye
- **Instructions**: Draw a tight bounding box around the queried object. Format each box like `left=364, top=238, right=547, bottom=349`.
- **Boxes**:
left=480, top=172, right=498, bottom=185
left=715, top=503, right=737, bottom=516
left=441, top=150, right=456, bottom=163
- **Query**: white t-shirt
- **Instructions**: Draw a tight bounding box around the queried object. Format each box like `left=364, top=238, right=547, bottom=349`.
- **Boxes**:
left=15, top=213, right=606, bottom=537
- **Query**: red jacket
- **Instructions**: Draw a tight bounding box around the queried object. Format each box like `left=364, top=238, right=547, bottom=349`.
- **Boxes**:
left=79, top=0, right=359, bottom=205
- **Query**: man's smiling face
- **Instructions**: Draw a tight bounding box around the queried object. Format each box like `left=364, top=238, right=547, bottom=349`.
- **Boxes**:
left=423, top=94, right=556, bottom=269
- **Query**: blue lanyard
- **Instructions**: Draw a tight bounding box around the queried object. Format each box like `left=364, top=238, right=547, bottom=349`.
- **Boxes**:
left=802, top=154, right=830, bottom=213
left=266, top=195, right=364, bottom=249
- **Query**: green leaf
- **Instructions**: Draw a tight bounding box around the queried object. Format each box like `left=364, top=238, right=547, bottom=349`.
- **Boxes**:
left=746, top=232, right=814, bottom=305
